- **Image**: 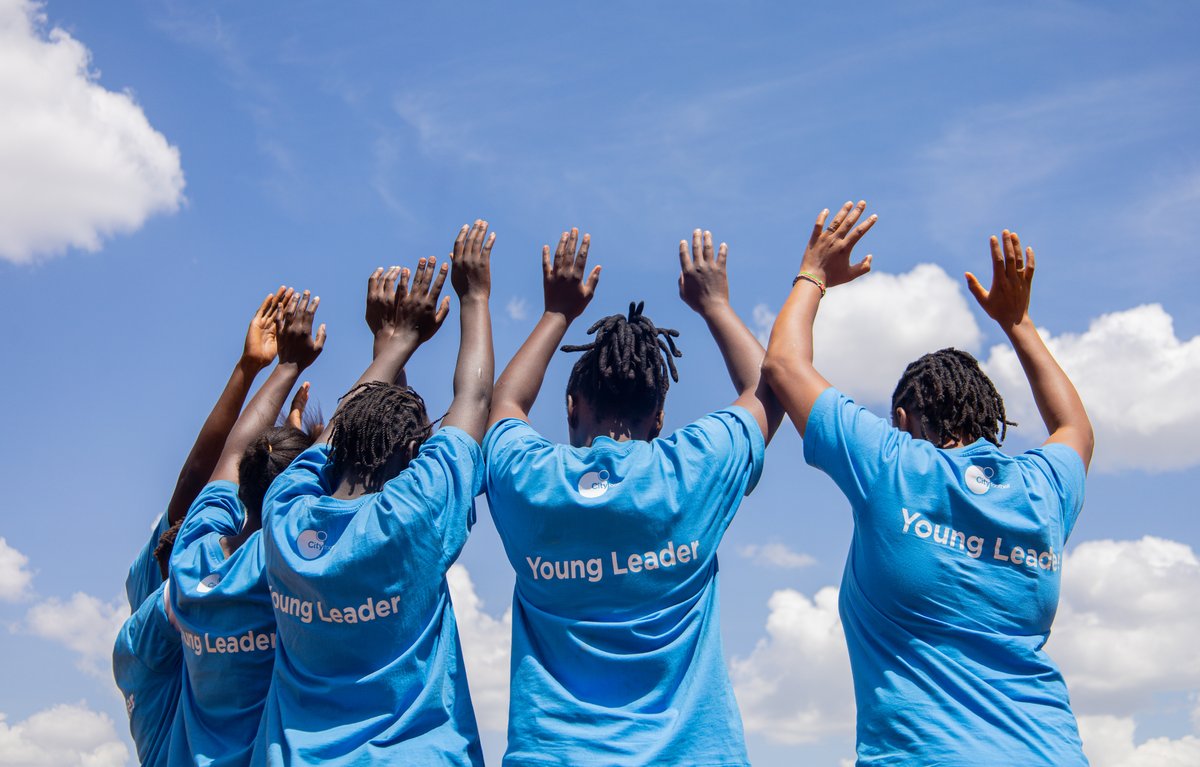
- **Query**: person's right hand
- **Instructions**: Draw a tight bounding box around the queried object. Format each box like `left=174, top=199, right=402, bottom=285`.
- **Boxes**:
left=392, top=257, right=451, bottom=344
left=366, top=267, right=402, bottom=336
left=543, top=227, right=600, bottom=320
left=799, top=200, right=877, bottom=288
left=243, top=286, right=293, bottom=368
left=450, top=220, right=495, bottom=299
left=276, top=291, right=326, bottom=370
left=966, top=230, right=1035, bottom=330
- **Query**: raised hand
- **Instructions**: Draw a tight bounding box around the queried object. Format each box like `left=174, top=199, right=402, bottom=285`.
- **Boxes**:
left=679, top=229, right=729, bottom=316
left=393, top=257, right=451, bottom=344
left=277, top=291, right=326, bottom=370
left=243, top=286, right=294, bottom=368
left=966, top=230, right=1035, bottom=330
left=543, top=227, right=600, bottom=320
left=366, top=267, right=402, bottom=336
left=800, top=200, right=877, bottom=289
left=450, top=220, right=495, bottom=299
left=286, top=381, right=311, bottom=430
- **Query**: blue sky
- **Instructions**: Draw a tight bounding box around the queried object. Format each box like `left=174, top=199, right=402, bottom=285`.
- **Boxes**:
left=2, top=1, right=1199, bottom=765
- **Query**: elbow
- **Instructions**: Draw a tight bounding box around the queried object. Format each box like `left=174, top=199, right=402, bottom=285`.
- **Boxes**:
left=761, top=353, right=789, bottom=389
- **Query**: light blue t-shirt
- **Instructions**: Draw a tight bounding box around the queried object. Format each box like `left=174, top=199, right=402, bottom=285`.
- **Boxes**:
left=113, top=580, right=182, bottom=767
left=254, top=428, right=485, bottom=767
left=127, top=511, right=172, bottom=611
left=484, top=408, right=765, bottom=767
left=804, top=388, right=1088, bottom=766
left=168, top=481, right=275, bottom=767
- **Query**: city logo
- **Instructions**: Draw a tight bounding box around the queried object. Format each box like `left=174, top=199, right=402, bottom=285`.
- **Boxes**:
left=965, top=465, right=1008, bottom=495
left=578, top=470, right=611, bottom=499
left=297, top=529, right=329, bottom=560
left=196, top=573, right=222, bottom=593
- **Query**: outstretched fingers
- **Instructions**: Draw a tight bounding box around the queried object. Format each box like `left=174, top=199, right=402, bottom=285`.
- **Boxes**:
left=679, top=239, right=692, bottom=271
left=809, top=208, right=829, bottom=249
left=837, top=200, right=867, bottom=237
left=717, top=241, right=728, bottom=269
left=429, top=260, right=450, bottom=299
left=846, top=213, right=878, bottom=245
left=575, top=233, right=590, bottom=275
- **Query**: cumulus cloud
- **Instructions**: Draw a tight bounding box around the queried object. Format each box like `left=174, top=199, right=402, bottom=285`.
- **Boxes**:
left=753, top=264, right=982, bottom=405
left=447, top=564, right=512, bottom=734
left=0, top=0, right=184, bottom=263
left=729, top=586, right=855, bottom=744
left=1078, top=715, right=1200, bottom=767
left=24, top=592, right=128, bottom=679
left=505, top=297, right=529, bottom=322
left=0, top=538, right=33, bottom=602
left=984, top=304, right=1200, bottom=472
left=737, top=542, right=815, bottom=570
left=0, top=702, right=129, bottom=767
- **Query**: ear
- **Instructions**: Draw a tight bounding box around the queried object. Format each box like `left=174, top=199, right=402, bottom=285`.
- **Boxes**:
left=567, top=394, right=578, bottom=428
left=649, top=409, right=665, bottom=440
left=894, top=407, right=909, bottom=431
left=406, top=439, right=419, bottom=463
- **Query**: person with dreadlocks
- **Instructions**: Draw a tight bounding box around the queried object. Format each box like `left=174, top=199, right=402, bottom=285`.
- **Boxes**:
left=253, top=221, right=494, bottom=767
left=112, top=287, right=294, bottom=767
left=485, top=227, right=781, bottom=765
left=167, top=291, right=325, bottom=767
left=762, top=201, right=1094, bottom=765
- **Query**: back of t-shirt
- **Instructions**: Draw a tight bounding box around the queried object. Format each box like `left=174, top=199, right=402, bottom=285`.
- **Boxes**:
left=256, top=428, right=484, bottom=767
left=484, top=407, right=764, bottom=766
left=804, top=388, right=1087, bottom=765
left=113, top=581, right=181, bottom=767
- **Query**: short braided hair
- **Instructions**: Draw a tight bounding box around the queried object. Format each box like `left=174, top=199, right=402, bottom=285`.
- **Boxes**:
left=328, top=382, right=432, bottom=492
left=561, top=301, right=682, bottom=422
left=238, top=426, right=315, bottom=522
left=891, top=347, right=1015, bottom=447
left=153, top=517, right=185, bottom=581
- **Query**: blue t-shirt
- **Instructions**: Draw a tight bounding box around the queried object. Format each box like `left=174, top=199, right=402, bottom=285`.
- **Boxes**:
left=113, top=580, right=183, bottom=767
left=804, top=388, right=1088, bottom=766
left=484, top=408, right=765, bottom=767
left=127, top=512, right=172, bottom=611
left=254, top=428, right=485, bottom=767
left=168, top=481, right=275, bottom=767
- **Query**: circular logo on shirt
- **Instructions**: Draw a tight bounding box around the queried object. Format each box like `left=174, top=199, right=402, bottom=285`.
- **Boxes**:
left=578, top=470, right=611, bottom=498
left=965, top=465, right=994, bottom=495
left=296, top=529, right=328, bottom=560
left=196, top=574, right=222, bottom=593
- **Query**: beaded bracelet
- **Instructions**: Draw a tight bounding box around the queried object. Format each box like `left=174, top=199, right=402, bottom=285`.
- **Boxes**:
left=792, top=271, right=826, bottom=297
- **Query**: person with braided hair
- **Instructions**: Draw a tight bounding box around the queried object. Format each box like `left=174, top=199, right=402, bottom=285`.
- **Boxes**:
left=485, top=228, right=782, bottom=765
left=253, top=221, right=494, bottom=767
left=763, top=202, right=1094, bottom=765
left=167, top=291, right=325, bottom=767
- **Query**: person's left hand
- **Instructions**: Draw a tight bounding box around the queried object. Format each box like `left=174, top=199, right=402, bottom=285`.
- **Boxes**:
left=243, top=286, right=293, bottom=368
left=276, top=290, right=326, bottom=370
left=679, top=229, right=729, bottom=316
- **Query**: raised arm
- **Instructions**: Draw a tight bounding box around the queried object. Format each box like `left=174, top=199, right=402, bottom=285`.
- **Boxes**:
left=489, top=228, right=601, bottom=427
left=165, top=287, right=291, bottom=524
left=440, top=219, right=495, bottom=441
left=966, top=230, right=1094, bottom=468
left=210, top=292, right=326, bottom=483
left=366, top=266, right=408, bottom=386
left=679, top=229, right=783, bottom=443
left=762, top=201, right=876, bottom=436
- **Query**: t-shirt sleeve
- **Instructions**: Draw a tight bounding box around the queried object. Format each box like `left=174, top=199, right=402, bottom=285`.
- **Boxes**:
left=382, top=426, right=484, bottom=565
left=263, top=442, right=333, bottom=524
left=171, top=481, right=244, bottom=562
left=802, top=387, right=906, bottom=509
left=1020, top=442, right=1087, bottom=539
left=113, top=582, right=181, bottom=681
left=125, top=512, right=171, bottom=610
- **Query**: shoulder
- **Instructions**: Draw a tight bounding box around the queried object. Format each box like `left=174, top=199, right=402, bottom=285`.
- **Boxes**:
left=484, top=417, right=550, bottom=456
left=178, top=481, right=243, bottom=546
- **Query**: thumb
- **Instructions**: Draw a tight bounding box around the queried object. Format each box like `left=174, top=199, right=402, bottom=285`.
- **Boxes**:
left=849, top=254, right=873, bottom=280
left=964, top=272, right=989, bottom=306
left=585, top=265, right=601, bottom=294
left=435, top=296, right=451, bottom=325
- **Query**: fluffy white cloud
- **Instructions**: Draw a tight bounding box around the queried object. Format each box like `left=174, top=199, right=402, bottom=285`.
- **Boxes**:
left=0, top=702, right=128, bottom=767
left=1078, top=715, right=1200, bottom=767
left=0, top=538, right=32, bottom=602
left=0, top=0, right=184, bottom=263
left=505, top=297, right=529, bottom=322
left=754, top=264, right=982, bottom=406
left=729, top=586, right=855, bottom=744
left=447, top=564, right=512, bottom=734
left=737, top=542, right=815, bottom=570
left=984, top=304, right=1200, bottom=472
left=24, top=592, right=128, bottom=679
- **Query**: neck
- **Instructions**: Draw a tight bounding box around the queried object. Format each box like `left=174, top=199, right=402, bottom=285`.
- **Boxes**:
left=219, top=515, right=261, bottom=558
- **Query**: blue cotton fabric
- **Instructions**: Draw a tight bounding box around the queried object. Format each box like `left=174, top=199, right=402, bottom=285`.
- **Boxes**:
left=126, top=511, right=172, bottom=611
left=254, top=429, right=484, bottom=766
left=113, top=581, right=182, bottom=767
left=804, top=387, right=1088, bottom=766
left=484, top=408, right=765, bottom=767
left=168, top=481, right=275, bottom=767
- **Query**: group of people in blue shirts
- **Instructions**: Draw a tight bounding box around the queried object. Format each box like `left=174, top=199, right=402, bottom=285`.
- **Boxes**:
left=113, top=201, right=1096, bottom=766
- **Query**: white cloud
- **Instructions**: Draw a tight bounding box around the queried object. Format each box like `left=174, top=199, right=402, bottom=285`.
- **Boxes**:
left=729, top=586, right=855, bottom=744
left=755, top=264, right=983, bottom=405
left=0, top=538, right=33, bottom=602
left=505, top=297, right=528, bottom=322
left=447, top=564, right=511, bottom=734
left=0, top=0, right=184, bottom=263
left=983, top=304, right=1200, bottom=472
left=0, top=702, right=129, bottom=767
left=1078, top=715, right=1200, bottom=767
left=24, top=592, right=128, bottom=679
left=737, top=543, right=815, bottom=570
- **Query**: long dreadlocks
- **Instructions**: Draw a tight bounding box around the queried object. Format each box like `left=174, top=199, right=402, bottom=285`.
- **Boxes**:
left=891, top=347, right=1015, bottom=447
left=329, top=382, right=432, bottom=492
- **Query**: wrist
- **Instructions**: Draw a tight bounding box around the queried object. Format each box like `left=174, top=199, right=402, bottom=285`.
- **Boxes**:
left=797, top=264, right=827, bottom=284
left=458, top=291, right=490, bottom=306
left=1001, top=315, right=1037, bottom=338
left=237, top=355, right=269, bottom=374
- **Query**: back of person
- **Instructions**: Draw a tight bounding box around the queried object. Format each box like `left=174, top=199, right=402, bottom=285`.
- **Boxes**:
left=113, top=581, right=182, bottom=767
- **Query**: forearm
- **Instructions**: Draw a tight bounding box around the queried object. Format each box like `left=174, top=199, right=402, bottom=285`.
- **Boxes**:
left=211, top=363, right=302, bottom=482
left=701, top=303, right=783, bottom=441
left=167, top=357, right=264, bottom=524
left=762, top=281, right=830, bottom=437
left=1004, top=319, right=1094, bottom=463
left=490, top=311, right=573, bottom=424
left=443, top=295, right=495, bottom=440
left=316, top=332, right=420, bottom=443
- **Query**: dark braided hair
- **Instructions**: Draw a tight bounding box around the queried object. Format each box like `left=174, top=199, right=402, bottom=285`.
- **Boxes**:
left=891, top=348, right=1015, bottom=447
left=238, top=426, right=316, bottom=523
left=561, top=301, right=682, bottom=423
left=328, top=382, right=432, bottom=492
left=153, top=517, right=185, bottom=581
